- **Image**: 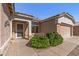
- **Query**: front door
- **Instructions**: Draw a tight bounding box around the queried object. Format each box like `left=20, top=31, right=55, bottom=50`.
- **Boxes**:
left=16, top=24, right=23, bottom=38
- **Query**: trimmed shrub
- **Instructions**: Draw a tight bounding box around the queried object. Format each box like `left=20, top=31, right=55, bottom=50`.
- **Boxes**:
left=30, top=35, right=50, bottom=49
left=46, top=32, right=63, bottom=47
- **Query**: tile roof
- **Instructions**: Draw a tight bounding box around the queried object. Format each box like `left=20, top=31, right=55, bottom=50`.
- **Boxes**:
left=14, top=12, right=40, bottom=21
left=40, top=12, right=75, bottom=23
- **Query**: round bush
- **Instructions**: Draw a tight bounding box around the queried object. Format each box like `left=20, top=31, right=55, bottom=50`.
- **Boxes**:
left=30, top=35, right=50, bottom=49
left=46, top=32, right=63, bottom=47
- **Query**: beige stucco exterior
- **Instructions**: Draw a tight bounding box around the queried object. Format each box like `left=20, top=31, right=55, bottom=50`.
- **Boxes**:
left=57, top=16, right=74, bottom=38
left=0, top=4, right=1, bottom=48
left=40, top=19, right=57, bottom=33
left=1, top=4, right=10, bottom=46
left=58, top=17, right=74, bottom=26
left=39, top=15, right=74, bottom=38
left=0, top=3, right=13, bottom=55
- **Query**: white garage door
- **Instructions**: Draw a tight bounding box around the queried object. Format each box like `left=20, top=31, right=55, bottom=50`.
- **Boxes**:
left=57, top=25, right=71, bottom=38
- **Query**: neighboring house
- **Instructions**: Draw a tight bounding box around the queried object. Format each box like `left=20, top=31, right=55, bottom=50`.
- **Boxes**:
left=0, top=3, right=79, bottom=55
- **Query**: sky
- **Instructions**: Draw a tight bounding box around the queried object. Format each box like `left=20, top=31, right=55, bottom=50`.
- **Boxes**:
left=15, top=3, right=79, bottom=22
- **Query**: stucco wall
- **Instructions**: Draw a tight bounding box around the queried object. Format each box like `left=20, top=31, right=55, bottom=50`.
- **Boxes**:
left=57, top=16, right=74, bottom=38
left=40, top=19, right=57, bottom=33
left=1, top=4, right=11, bottom=47
left=0, top=4, right=1, bottom=47
left=58, top=17, right=74, bottom=25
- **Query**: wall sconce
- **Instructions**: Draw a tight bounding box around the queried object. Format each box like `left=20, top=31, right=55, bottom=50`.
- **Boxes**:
left=5, top=20, right=10, bottom=27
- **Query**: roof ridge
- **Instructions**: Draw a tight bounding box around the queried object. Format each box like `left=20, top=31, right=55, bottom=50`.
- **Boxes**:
left=40, top=12, right=75, bottom=23
left=15, top=12, right=34, bottom=17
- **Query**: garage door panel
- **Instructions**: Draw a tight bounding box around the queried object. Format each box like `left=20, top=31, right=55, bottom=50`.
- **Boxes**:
left=57, top=25, right=70, bottom=38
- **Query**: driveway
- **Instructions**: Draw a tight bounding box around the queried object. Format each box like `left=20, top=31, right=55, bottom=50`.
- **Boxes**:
left=64, top=36, right=79, bottom=56
left=4, top=36, right=79, bottom=56
left=68, top=45, right=79, bottom=56
left=64, top=36, right=79, bottom=45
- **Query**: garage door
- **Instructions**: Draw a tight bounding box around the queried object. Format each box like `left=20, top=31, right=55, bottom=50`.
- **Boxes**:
left=57, top=25, right=71, bottom=38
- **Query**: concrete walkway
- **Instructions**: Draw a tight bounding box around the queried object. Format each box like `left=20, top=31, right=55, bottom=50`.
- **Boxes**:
left=4, top=37, right=79, bottom=56
left=4, top=39, right=37, bottom=56
left=68, top=45, right=79, bottom=56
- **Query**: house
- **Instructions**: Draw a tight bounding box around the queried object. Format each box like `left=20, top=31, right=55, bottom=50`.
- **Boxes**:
left=0, top=3, right=39, bottom=55
left=0, top=3, right=78, bottom=55
left=14, top=12, right=76, bottom=39
left=37, top=12, right=75, bottom=38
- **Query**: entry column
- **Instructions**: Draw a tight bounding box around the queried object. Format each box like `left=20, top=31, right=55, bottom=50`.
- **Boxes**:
left=28, top=21, right=32, bottom=37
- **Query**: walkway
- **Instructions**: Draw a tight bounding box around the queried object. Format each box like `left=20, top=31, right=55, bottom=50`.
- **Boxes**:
left=4, top=37, right=79, bottom=56
left=4, top=39, right=37, bottom=56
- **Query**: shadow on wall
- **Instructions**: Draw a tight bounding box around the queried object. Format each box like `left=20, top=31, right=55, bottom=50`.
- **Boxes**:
left=73, top=26, right=79, bottom=36
left=2, top=4, right=11, bottom=20
left=2, top=4, right=11, bottom=27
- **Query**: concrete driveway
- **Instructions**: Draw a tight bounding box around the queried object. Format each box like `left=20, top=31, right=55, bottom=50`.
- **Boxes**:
left=64, top=36, right=79, bottom=45
left=4, top=36, right=79, bottom=56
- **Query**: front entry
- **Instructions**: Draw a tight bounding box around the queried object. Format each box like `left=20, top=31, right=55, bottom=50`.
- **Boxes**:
left=16, top=23, right=24, bottom=38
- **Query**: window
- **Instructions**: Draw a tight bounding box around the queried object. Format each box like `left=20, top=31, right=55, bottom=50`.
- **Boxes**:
left=32, top=26, right=38, bottom=33
left=32, top=22, right=39, bottom=33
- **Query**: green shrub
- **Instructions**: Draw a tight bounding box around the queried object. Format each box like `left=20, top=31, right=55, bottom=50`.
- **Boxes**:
left=46, top=32, right=63, bottom=47
left=30, top=32, right=63, bottom=49
left=30, top=35, right=50, bottom=49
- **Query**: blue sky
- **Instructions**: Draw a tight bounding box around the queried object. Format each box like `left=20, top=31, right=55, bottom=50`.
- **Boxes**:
left=15, top=3, right=79, bottom=22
